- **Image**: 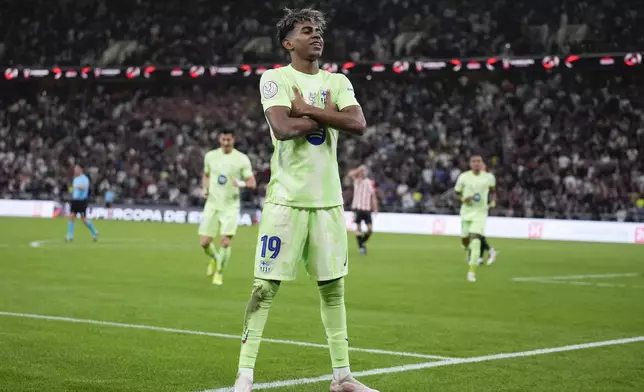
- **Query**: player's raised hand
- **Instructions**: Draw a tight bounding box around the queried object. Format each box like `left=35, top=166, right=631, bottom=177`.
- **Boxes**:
left=290, top=87, right=310, bottom=117
left=324, top=89, right=337, bottom=112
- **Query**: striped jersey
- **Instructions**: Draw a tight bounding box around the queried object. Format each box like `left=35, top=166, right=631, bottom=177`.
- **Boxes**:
left=351, top=178, right=376, bottom=211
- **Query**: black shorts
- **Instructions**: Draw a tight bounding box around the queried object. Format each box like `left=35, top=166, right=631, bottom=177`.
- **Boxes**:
left=354, top=210, right=372, bottom=225
left=70, top=200, right=88, bottom=216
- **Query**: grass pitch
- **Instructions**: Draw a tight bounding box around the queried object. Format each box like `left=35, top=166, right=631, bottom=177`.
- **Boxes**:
left=0, top=217, right=643, bottom=391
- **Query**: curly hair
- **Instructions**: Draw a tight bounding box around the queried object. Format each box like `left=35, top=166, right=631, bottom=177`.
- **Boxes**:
left=276, top=8, right=327, bottom=46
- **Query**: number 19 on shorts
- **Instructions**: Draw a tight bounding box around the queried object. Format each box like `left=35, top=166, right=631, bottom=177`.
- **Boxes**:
left=259, top=235, right=281, bottom=259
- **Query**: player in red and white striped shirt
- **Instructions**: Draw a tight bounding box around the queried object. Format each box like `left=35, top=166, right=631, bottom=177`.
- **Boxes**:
left=347, top=165, right=378, bottom=254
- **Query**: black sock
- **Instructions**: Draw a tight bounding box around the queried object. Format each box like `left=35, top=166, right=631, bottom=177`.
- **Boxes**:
left=356, top=233, right=364, bottom=247
left=480, top=236, right=490, bottom=253
left=363, top=232, right=372, bottom=244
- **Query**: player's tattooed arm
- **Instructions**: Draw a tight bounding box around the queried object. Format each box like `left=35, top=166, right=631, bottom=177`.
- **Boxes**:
left=265, top=106, right=321, bottom=141
left=296, top=89, right=366, bottom=136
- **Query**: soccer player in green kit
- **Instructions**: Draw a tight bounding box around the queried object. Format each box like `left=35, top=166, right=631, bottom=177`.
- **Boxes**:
left=455, top=154, right=496, bottom=282
left=232, top=8, right=378, bottom=392
left=200, top=129, right=256, bottom=286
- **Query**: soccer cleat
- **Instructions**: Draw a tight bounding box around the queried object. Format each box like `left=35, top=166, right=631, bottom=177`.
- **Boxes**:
left=213, top=272, right=223, bottom=286
left=487, top=249, right=498, bottom=265
left=233, top=373, right=253, bottom=392
left=478, top=257, right=484, bottom=266
left=330, top=376, right=380, bottom=392
left=93, top=234, right=98, bottom=242
left=467, top=271, right=476, bottom=282
left=65, top=236, right=73, bottom=242
left=359, top=246, right=367, bottom=255
left=207, top=260, right=217, bottom=277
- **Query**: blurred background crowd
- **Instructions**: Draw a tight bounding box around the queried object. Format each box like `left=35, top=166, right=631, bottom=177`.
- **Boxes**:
left=1, top=0, right=643, bottom=221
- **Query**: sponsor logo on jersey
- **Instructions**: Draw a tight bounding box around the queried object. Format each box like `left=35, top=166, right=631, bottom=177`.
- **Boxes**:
left=307, top=127, right=326, bottom=145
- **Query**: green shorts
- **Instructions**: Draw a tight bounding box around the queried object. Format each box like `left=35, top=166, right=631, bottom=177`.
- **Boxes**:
left=461, top=217, right=486, bottom=238
left=254, top=203, right=348, bottom=282
left=198, top=203, right=238, bottom=237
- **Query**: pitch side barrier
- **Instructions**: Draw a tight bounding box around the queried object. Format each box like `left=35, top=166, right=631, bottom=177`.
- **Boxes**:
left=1, top=200, right=642, bottom=244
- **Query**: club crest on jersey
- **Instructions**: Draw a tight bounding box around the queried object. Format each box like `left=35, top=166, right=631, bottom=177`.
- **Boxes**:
left=307, top=126, right=327, bottom=146
left=321, top=90, right=328, bottom=104
left=308, top=92, right=317, bottom=105
left=217, top=175, right=228, bottom=185
left=259, top=260, right=271, bottom=273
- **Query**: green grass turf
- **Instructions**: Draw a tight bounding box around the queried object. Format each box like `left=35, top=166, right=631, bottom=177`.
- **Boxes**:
left=0, top=217, right=643, bottom=391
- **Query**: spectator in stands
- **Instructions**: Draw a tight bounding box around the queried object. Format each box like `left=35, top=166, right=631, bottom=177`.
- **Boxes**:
left=3, top=0, right=644, bottom=66
left=1, top=70, right=643, bottom=222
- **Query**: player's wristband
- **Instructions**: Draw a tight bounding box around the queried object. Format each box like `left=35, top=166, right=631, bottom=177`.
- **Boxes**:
left=237, top=180, right=247, bottom=188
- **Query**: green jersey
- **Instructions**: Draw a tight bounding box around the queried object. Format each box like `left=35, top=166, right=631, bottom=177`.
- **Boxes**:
left=204, top=148, right=253, bottom=211
left=454, top=170, right=496, bottom=220
left=259, top=65, right=360, bottom=208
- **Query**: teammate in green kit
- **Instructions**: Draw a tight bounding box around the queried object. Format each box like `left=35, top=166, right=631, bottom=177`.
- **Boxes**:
left=478, top=163, right=499, bottom=265
left=454, top=154, right=496, bottom=282
left=232, top=8, right=379, bottom=392
left=199, top=129, right=256, bottom=286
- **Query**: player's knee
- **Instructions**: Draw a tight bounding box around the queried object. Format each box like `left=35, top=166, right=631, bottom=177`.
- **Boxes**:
left=366, top=225, right=373, bottom=233
left=220, top=236, right=232, bottom=248
left=199, top=236, right=212, bottom=248
left=248, top=279, right=280, bottom=312
left=318, top=278, right=345, bottom=306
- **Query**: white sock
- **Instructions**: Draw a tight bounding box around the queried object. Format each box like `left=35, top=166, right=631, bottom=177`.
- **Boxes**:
left=238, top=368, right=253, bottom=379
left=333, top=366, right=351, bottom=380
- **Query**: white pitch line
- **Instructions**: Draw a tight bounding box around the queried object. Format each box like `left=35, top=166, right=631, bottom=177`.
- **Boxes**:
left=512, top=278, right=644, bottom=289
left=0, top=311, right=452, bottom=360
left=513, top=273, right=638, bottom=281
left=202, top=336, right=644, bottom=391
left=28, top=238, right=192, bottom=249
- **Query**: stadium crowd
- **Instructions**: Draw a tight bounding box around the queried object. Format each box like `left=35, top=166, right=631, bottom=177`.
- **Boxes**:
left=1, top=0, right=644, bottom=222
left=1, top=0, right=643, bottom=66
left=1, top=70, right=644, bottom=221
